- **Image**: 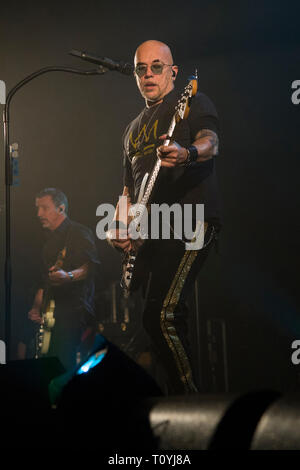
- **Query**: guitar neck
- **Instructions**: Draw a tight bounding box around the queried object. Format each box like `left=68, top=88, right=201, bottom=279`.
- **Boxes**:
left=163, top=114, right=177, bottom=146
left=140, top=115, right=177, bottom=207
left=42, top=246, right=66, bottom=308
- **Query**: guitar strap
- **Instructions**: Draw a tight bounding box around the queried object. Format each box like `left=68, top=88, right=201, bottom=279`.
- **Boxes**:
left=43, top=223, right=73, bottom=306
left=51, top=223, right=73, bottom=270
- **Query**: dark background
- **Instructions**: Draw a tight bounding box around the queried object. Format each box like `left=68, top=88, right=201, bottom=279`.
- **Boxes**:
left=0, top=0, right=299, bottom=392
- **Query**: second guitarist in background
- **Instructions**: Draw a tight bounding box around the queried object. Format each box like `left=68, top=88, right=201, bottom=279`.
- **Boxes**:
left=29, top=188, right=100, bottom=370
left=108, top=40, right=221, bottom=394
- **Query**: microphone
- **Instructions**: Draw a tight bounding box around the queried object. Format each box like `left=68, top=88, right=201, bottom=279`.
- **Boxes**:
left=69, top=49, right=133, bottom=75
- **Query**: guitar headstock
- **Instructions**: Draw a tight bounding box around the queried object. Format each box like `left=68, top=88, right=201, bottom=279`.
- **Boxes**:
left=175, top=70, right=198, bottom=123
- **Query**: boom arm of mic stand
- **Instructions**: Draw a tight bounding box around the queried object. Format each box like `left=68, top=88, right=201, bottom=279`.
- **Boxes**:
left=2, top=65, right=107, bottom=361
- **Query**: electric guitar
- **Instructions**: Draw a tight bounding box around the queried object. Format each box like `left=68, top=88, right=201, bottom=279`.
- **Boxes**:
left=121, top=73, right=198, bottom=295
left=35, top=246, right=67, bottom=357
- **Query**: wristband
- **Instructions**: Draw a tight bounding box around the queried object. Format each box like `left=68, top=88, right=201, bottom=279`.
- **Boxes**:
left=186, top=145, right=198, bottom=165
left=67, top=271, right=74, bottom=281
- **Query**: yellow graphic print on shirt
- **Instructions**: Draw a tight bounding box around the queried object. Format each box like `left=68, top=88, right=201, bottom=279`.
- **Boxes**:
left=129, top=119, right=158, bottom=160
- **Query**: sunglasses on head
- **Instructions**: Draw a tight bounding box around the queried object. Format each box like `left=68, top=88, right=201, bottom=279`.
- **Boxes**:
left=134, top=62, right=173, bottom=78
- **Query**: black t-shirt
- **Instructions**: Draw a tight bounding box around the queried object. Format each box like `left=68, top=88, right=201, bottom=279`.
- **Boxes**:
left=39, top=217, right=100, bottom=315
left=123, top=88, right=221, bottom=223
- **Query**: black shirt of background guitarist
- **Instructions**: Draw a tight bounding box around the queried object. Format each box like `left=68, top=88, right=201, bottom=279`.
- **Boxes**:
left=38, top=217, right=100, bottom=318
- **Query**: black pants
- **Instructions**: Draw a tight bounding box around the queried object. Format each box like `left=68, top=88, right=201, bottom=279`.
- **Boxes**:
left=141, top=224, right=216, bottom=394
left=48, top=307, right=95, bottom=371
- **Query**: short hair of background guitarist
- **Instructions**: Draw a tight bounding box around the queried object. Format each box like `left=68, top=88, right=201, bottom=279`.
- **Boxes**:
left=36, top=188, right=69, bottom=214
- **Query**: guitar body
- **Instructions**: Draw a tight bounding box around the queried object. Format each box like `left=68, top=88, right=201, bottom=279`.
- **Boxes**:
left=121, top=241, right=151, bottom=294
left=39, top=299, right=56, bottom=355
left=35, top=247, right=66, bottom=358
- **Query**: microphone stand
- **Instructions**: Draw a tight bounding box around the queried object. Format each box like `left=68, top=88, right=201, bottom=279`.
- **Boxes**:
left=2, top=65, right=108, bottom=361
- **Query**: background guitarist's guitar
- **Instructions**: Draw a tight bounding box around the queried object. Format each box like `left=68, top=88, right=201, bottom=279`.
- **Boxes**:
left=121, top=73, right=198, bottom=295
left=35, top=246, right=66, bottom=357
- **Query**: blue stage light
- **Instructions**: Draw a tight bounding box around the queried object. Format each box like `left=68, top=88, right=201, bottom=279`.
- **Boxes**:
left=76, top=349, right=107, bottom=375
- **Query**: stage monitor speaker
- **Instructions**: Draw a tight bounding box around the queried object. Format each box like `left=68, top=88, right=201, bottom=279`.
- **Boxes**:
left=0, top=357, right=65, bottom=447
left=146, top=393, right=237, bottom=450
left=0, top=357, right=65, bottom=404
left=144, top=390, right=281, bottom=450
left=251, top=394, right=300, bottom=450
left=208, top=389, right=281, bottom=449
left=54, top=334, right=162, bottom=449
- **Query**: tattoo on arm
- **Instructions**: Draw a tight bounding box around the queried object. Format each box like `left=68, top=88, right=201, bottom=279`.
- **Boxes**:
left=195, top=129, right=219, bottom=155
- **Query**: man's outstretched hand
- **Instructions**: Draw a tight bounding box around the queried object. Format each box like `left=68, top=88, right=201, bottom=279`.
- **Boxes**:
left=156, top=134, right=188, bottom=167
